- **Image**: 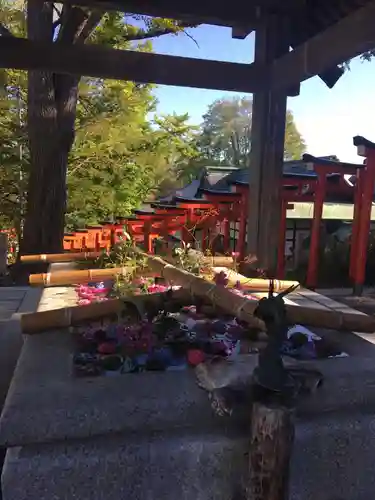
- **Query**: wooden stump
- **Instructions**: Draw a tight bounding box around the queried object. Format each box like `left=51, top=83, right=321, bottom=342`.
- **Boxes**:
left=248, top=402, right=295, bottom=500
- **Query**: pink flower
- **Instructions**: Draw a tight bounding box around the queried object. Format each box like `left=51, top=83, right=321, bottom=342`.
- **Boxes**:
left=147, top=284, right=168, bottom=294
left=78, top=299, right=91, bottom=306
left=89, top=287, right=110, bottom=295
left=231, top=252, right=240, bottom=259
left=78, top=292, right=95, bottom=299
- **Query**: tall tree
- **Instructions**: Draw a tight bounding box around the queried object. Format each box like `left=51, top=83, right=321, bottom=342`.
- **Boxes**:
left=284, top=110, right=306, bottom=161
left=199, top=97, right=306, bottom=166
left=0, top=83, right=28, bottom=238
left=66, top=78, right=157, bottom=228
left=0, top=1, right=27, bottom=238
left=151, top=113, right=200, bottom=195
left=66, top=87, right=200, bottom=226
left=0, top=0, right=197, bottom=253
left=0, top=14, right=200, bottom=236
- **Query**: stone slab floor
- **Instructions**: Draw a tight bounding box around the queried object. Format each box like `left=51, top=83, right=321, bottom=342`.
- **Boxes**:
left=0, top=288, right=30, bottom=500
left=0, top=289, right=28, bottom=321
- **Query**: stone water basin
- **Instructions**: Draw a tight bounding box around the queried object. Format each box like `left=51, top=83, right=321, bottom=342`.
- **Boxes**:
left=2, top=291, right=375, bottom=499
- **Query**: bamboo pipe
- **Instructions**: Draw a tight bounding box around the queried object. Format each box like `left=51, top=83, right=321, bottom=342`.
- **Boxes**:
left=21, top=289, right=191, bottom=334
left=22, top=298, right=124, bottom=333
left=142, top=253, right=375, bottom=333
left=212, top=267, right=299, bottom=292
left=22, top=250, right=235, bottom=267
left=28, top=253, right=235, bottom=287
left=164, top=252, right=235, bottom=269
left=21, top=252, right=102, bottom=263
left=29, top=267, right=136, bottom=286
left=24, top=251, right=375, bottom=334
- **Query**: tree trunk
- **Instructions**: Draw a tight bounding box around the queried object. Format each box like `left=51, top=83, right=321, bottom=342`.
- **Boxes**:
left=22, top=70, right=79, bottom=254
left=21, top=1, right=101, bottom=255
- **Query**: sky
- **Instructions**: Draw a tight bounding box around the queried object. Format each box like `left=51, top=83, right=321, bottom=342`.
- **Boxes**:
left=149, top=24, right=375, bottom=164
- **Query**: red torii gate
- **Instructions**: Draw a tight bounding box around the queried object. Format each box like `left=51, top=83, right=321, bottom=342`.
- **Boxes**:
left=301, top=155, right=364, bottom=290
left=351, top=136, right=375, bottom=295
left=63, top=141, right=375, bottom=293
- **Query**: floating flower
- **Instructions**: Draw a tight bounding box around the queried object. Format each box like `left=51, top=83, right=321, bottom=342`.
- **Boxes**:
left=78, top=299, right=91, bottom=306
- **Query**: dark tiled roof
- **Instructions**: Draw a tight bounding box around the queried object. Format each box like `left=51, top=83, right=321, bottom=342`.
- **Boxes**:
left=153, top=155, right=357, bottom=206
left=200, top=166, right=240, bottom=191
left=199, top=157, right=340, bottom=190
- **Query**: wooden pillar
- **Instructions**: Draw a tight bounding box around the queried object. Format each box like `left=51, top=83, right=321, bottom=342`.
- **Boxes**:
left=223, top=216, right=230, bottom=254
left=353, top=163, right=375, bottom=294
left=349, top=165, right=364, bottom=280
left=276, top=199, right=287, bottom=278
left=143, top=221, right=152, bottom=253
left=182, top=209, right=193, bottom=245
left=95, top=232, right=101, bottom=251
left=110, top=227, right=116, bottom=248
left=352, top=136, right=375, bottom=295
left=161, top=219, right=170, bottom=253
left=238, top=192, right=248, bottom=260
left=306, top=173, right=327, bottom=289
left=247, top=16, right=290, bottom=275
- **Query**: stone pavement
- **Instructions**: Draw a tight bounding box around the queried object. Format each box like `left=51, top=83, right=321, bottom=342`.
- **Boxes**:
left=0, top=283, right=77, bottom=411
left=0, top=288, right=29, bottom=321
left=0, top=287, right=44, bottom=409
left=0, top=284, right=77, bottom=408
left=37, top=286, right=77, bottom=312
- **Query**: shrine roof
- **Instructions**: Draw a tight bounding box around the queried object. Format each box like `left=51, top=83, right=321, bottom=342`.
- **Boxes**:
left=199, top=156, right=341, bottom=189
left=60, top=0, right=372, bottom=35
left=54, top=0, right=373, bottom=89
left=151, top=154, right=360, bottom=208
left=158, top=179, right=202, bottom=203
left=133, top=209, right=155, bottom=215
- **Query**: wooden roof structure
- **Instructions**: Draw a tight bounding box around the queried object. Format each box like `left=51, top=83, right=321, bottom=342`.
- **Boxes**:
left=1, top=0, right=375, bottom=272
left=1, top=0, right=375, bottom=92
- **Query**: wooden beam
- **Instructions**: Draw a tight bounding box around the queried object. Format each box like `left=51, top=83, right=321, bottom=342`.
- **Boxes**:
left=270, top=0, right=375, bottom=91
left=232, top=27, right=253, bottom=40
left=0, top=37, right=267, bottom=93
left=38, top=0, right=298, bottom=27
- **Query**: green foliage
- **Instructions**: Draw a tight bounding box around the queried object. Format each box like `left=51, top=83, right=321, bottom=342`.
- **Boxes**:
left=67, top=79, right=155, bottom=227
left=0, top=71, right=28, bottom=234
left=198, top=97, right=306, bottom=166
left=0, top=3, right=307, bottom=239
left=200, top=97, right=253, bottom=166
left=0, top=69, right=201, bottom=233
left=0, top=0, right=25, bottom=38
left=0, top=2, right=27, bottom=236
left=92, top=234, right=151, bottom=297
left=0, top=3, right=201, bottom=233
left=171, top=245, right=205, bottom=275
left=149, top=113, right=201, bottom=196
left=97, top=233, right=148, bottom=269
left=284, top=110, right=306, bottom=161
left=66, top=80, right=201, bottom=228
